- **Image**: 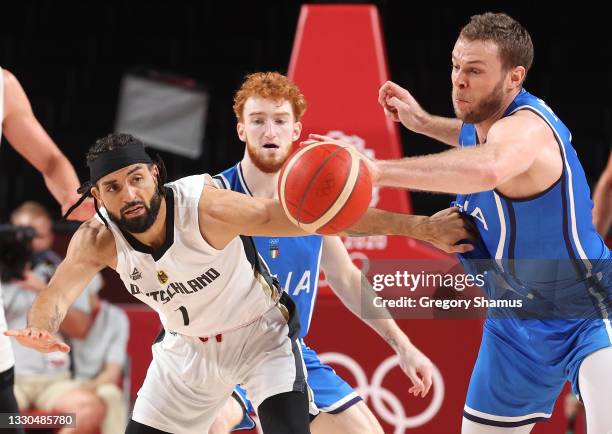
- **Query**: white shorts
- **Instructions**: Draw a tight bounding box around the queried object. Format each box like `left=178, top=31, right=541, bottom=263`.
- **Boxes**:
left=131, top=301, right=308, bottom=433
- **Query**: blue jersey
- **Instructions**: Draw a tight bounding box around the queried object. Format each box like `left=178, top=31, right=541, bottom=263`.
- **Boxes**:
left=214, top=163, right=323, bottom=338
left=458, top=90, right=612, bottom=427
left=456, top=88, right=609, bottom=262
left=456, top=88, right=611, bottom=314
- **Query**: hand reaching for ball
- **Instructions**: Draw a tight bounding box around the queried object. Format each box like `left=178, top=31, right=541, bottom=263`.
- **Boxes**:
left=300, top=134, right=381, bottom=184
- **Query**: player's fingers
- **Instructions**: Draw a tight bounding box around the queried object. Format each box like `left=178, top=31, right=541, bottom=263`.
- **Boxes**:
left=455, top=222, right=476, bottom=241
left=378, top=82, right=389, bottom=106
left=462, top=230, right=477, bottom=242
left=308, top=133, right=336, bottom=142
left=4, top=329, right=24, bottom=337
left=299, top=134, right=336, bottom=147
left=381, top=81, right=400, bottom=95
left=449, top=243, right=475, bottom=253
left=461, top=214, right=478, bottom=232
left=384, top=95, right=398, bottom=109
left=54, top=342, right=71, bottom=353
left=406, top=368, right=425, bottom=395
left=379, top=80, right=396, bottom=95
left=36, top=329, right=54, bottom=341
left=383, top=104, right=400, bottom=122
left=387, top=96, right=408, bottom=112
left=420, top=366, right=434, bottom=397
left=26, top=328, right=43, bottom=339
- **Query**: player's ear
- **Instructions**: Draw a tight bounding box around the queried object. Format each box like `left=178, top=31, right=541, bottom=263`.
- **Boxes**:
left=293, top=121, right=302, bottom=142
left=237, top=121, right=247, bottom=143
left=149, top=163, right=159, bottom=178
left=90, top=185, right=101, bottom=204
left=508, top=66, right=525, bottom=90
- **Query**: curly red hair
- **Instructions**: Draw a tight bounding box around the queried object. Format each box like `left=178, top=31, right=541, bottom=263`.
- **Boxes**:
left=233, top=72, right=307, bottom=122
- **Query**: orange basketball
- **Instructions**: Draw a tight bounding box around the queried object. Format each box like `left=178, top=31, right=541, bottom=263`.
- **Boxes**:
left=278, top=142, right=372, bottom=235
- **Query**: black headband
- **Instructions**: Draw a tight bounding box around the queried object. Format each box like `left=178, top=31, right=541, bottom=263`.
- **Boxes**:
left=87, top=144, right=152, bottom=183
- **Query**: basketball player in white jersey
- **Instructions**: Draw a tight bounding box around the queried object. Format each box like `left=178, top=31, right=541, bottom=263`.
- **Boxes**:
left=0, top=66, right=93, bottom=432
left=5, top=133, right=459, bottom=434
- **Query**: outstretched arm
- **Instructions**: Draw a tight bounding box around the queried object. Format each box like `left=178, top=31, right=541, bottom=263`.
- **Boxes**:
left=2, top=69, right=93, bottom=219
left=344, top=206, right=475, bottom=254
left=378, top=80, right=462, bottom=147
left=200, top=186, right=473, bottom=252
left=11, top=268, right=92, bottom=338
left=321, top=236, right=433, bottom=397
left=363, top=111, right=547, bottom=194
left=5, top=221, right=114, bottom=352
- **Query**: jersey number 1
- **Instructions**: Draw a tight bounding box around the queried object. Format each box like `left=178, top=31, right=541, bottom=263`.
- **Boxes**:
left=176, top=306, right=190, bottom=326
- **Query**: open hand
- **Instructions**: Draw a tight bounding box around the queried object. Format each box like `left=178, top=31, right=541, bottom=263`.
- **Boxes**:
left=397, top=342, right=434, bottom=398
left=5, top=327, right=70, bottom=353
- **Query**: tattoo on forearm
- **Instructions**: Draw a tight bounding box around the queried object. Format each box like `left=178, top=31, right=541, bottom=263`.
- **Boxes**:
left=347, top=210, right=409, bottom=237
left=384, top=333, right=398, bottom=350
left=48, top=304, right=62, bottom=332
left=346, top=218, right=389, bottom=237
left=363, top=274, right=401, bottom=350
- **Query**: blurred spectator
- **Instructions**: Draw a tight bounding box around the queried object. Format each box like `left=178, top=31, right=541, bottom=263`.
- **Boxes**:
left=70, top=283, right=129, bottom=434
left=592, top=149, right=612, bottom=237
left=4, top=201, right=104, bottom=434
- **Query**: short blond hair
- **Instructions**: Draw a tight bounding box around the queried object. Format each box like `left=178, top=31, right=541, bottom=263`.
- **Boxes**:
left=460, top=12, right=533, bottom=73
left=233, top=72, right=307, bottom=122
left=11, top=201, right=51, bottom=223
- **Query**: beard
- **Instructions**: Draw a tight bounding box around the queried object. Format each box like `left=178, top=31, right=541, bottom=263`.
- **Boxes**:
left=453, top=78, right=505, bottom=124
left=246, top=141, right=292, bottom=174
left=108, top=192, right=162, bottom=234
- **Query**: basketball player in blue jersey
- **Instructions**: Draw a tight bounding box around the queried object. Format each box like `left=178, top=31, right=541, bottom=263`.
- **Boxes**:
left=309, top=12, right=612, bottom=434
left=208, top=72, right=476, bottom=434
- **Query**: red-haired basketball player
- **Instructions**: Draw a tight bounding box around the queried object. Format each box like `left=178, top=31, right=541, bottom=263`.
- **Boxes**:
left=209, top=71, right=475, bottom=434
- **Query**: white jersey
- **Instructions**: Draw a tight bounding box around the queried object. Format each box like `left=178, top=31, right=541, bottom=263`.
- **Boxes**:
left=99, top=174, right=280, bottom=338
left=0, top=66, right=15, bottom=373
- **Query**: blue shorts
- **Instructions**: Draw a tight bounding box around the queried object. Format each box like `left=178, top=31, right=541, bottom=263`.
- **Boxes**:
left=232, top=340, right=362, bottom=430
left=464, top=316, right=612, bottom=428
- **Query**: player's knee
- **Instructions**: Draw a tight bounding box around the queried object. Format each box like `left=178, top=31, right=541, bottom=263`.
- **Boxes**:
left=208, top=417, right=233, bottom=434
left=208, top=397, right=244, bottom=434
left=349, top=402, right=384, bottom=434
left=367, top=419, right=384, bottom=434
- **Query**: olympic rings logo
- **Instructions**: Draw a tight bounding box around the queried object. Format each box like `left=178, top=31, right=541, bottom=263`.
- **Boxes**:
left=319, top=352, right=445, bottom=434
